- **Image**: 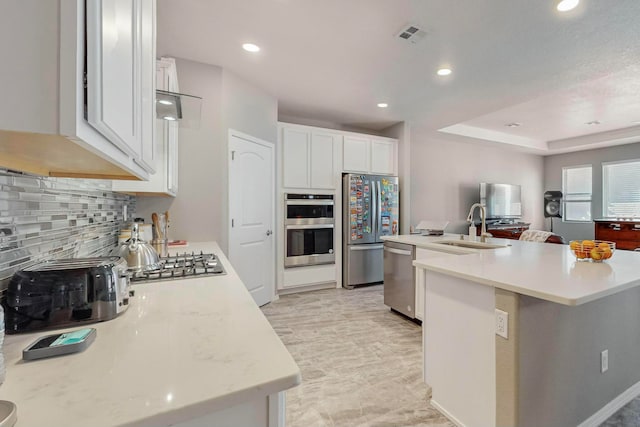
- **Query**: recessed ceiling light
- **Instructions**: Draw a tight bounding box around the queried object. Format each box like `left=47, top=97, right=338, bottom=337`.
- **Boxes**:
left=586, top=120, right=601, bottom=125
left=163, top=116, right=177, bottom=121
left=158, top=99, right=173, bottom=105
left=377, top=103, right=388, bottom=108
left=557, top=0, right=579, bottom=12
left=437, top=68, right=452, bottom=76
left=242, top=43, right=260, bottom=53
left=505, top=122, right=522, bottom=128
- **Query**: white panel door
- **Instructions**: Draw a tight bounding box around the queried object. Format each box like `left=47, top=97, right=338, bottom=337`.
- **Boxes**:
left=229, top=132, right=275, bottom=306
left=371, top=139, right=396, bottom=175
left=282, top=128, right=310, bottom=188
left=343, top=135, right=370, bottom=173
left=310, top=132, right=336, bottom=189
left=86, top=0, right=142, bottom=159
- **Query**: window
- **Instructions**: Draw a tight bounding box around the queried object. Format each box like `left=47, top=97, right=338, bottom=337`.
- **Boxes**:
left=562, top=165, right=592, bottom=222
left=603, top=159, right=640, bottom=218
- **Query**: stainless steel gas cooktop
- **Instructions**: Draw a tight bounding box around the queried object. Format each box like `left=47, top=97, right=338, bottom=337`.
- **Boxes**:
left=130, top=252, right=226, bottom=283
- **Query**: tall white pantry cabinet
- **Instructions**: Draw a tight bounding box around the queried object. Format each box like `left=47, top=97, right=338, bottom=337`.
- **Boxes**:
left=0, top=0, right=157, bottom=180
left=277, top=122, right=398, bottom=292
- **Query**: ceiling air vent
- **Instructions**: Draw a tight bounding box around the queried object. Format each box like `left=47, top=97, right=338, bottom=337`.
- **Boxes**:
left=396, top=24, right=426, bottom=44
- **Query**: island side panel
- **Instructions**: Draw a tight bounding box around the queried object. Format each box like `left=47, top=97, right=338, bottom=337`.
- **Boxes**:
left=423, top=270, right=496, bottom=426
left=495, top=289, right=520, bottom=427
left=518, top=287, right=640, bottom=427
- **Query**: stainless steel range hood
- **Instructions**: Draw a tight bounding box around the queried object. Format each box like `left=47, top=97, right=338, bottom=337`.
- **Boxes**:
left=156, top=90, right=202, bottom=128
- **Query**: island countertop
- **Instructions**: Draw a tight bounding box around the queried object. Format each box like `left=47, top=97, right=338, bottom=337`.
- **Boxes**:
left=382, top=234, right=640, bottom=306
left=0, top=242, right=300, bottom=427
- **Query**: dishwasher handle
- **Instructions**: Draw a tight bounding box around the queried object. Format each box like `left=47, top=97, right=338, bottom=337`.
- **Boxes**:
left=383, top=247, right=413, bottom=256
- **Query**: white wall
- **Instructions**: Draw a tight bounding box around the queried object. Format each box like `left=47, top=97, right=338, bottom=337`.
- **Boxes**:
left=410, top=133, right=545, bottom=234
left=136, top=59, right=278, bottom=254
left=382, top=122, right=411, bottom=234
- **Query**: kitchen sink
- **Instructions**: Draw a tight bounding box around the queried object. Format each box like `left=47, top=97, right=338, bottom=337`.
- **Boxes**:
left=433, top=240, right=508, bottom=249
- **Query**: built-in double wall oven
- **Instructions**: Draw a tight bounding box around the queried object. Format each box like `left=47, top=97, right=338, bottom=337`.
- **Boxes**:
left=285, top=193, right=335, bottom=268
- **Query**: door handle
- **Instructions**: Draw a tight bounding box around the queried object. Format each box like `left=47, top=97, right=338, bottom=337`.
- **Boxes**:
left=383, top=247, right=413, bottom=256
left=266, top=230, right=273, bottom=236
left=350, top=244, right=384, bottom=251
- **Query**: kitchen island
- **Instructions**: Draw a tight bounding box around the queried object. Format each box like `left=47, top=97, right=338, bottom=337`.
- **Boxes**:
left=399, top=234, right=640, bottom=427
left=0, top=242, right=301, bottom=427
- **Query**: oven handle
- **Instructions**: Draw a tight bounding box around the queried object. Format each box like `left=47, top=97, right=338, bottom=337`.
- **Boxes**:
left=286, top=224, right=334, bottom=230
left=285, top=200, right=334, bottom=205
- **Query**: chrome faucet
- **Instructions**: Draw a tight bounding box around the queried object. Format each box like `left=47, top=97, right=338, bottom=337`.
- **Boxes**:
left=467, top=203, right=491, bottom=243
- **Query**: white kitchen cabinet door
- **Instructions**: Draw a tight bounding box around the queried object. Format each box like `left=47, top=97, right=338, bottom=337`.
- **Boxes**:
left=86, top=0, right=142, bottom=159
left=112, top=57, right=178, bottom=196
left=135, top=0, right=156, bottom=173
left=310, top=132, right=338, bottom=189
left=282, top=128, right=310, bottom=188
left=343, top=135, right=370, bottom=173
left=371, top=139, right=397, bottom=175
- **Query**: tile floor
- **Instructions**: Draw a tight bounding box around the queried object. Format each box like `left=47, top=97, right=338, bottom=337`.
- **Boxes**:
left=262, top=284, right=640, bottom=427
left=261, top=284, right=453, bottom=427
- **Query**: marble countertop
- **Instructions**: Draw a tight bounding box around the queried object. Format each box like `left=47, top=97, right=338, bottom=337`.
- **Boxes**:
left=383, top=234, right=640, bottom=306
left=0, top=242, right=301, bottom=427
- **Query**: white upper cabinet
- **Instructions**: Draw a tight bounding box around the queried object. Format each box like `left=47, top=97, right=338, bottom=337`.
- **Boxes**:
left=371, top=139, right=396, bottom=175
left=310, top=132, right=338, bottom=189
left=86, top=0, right=142, bottom=158
left=343, top=135, right=370, bottom=173
left=282, top=128, right=311, bottom=188
left=0, top=0, right=156, bottom=180
left=113, top=57, right=179, bottom=196
left=343, top=135, right=397, bottom=176
left=137, top=0, right=157, bottom=173
left=281, top=125, right=339, bottom=190
left=86, top=0, right=156, bottom=172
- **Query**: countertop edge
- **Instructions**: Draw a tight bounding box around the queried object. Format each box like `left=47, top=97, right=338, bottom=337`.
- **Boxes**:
left=123, top=370, right=302, bottom=427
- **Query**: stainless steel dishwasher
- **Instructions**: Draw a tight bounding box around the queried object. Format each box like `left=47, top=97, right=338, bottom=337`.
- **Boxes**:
left=383, top=241, right=416, bottom=318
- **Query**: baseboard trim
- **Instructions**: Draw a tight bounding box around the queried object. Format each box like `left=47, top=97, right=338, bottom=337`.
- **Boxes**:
left=431, top=399, right=466, bottom=427
left=277, top=281, right=336, bottom=295
left=577, top=379, right=640, bottom=427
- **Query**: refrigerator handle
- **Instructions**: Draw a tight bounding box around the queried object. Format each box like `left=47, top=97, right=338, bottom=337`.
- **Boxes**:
left=377, top=181, right=382, bottom=238
left=371, top=180, right=377, bottom=238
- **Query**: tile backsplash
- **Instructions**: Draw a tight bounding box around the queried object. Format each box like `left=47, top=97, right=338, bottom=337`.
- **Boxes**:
left=0, top=169, right=134, bottom=292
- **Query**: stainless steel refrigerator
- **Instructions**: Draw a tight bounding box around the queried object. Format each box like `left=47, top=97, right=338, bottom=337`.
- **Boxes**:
left=342, top=173, right=400, bottom=288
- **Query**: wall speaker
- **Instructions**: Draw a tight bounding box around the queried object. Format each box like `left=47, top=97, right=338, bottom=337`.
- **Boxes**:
left=544, top=191, right=562, bottom=218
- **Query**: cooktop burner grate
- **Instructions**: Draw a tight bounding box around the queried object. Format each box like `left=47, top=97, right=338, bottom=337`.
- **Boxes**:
left=130, top=251, right=226, bottom=283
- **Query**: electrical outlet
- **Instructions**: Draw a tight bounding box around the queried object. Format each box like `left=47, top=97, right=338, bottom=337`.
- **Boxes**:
left=495, top=309, right=508, bottom=339
left=601, top=349, right=609, bottom=373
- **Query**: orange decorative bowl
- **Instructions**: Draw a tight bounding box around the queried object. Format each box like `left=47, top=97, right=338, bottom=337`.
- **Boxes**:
left=569, top=240, right=615, bottom=262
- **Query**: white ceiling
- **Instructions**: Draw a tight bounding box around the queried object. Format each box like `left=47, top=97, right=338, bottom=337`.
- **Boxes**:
left=157, top=0, right=640, bottom=154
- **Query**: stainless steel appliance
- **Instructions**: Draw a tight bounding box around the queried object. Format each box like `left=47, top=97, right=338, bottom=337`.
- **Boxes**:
left=383, top=241, right=416, bottom=318
left=284, top=194, right=335, bottom=268
left=110, top=223, right=162, bottom=273
left=5, top=257, right=131, bottom=334
left=130, top=251, right=226, bottom=282
left=343, top=174, right=400, bottom=288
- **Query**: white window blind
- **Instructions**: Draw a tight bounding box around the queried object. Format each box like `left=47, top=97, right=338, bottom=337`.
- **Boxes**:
left=603, top=159, right=640, bottom=218
left=562, top=165, right=592, bottom=222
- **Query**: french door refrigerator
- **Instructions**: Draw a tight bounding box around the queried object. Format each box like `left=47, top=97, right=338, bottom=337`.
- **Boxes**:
left=342, top=173, right=399, bottom=288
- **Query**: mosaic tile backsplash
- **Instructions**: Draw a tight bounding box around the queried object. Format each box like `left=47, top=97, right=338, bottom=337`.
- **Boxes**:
left=0, top=169, right=135, bottom=292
